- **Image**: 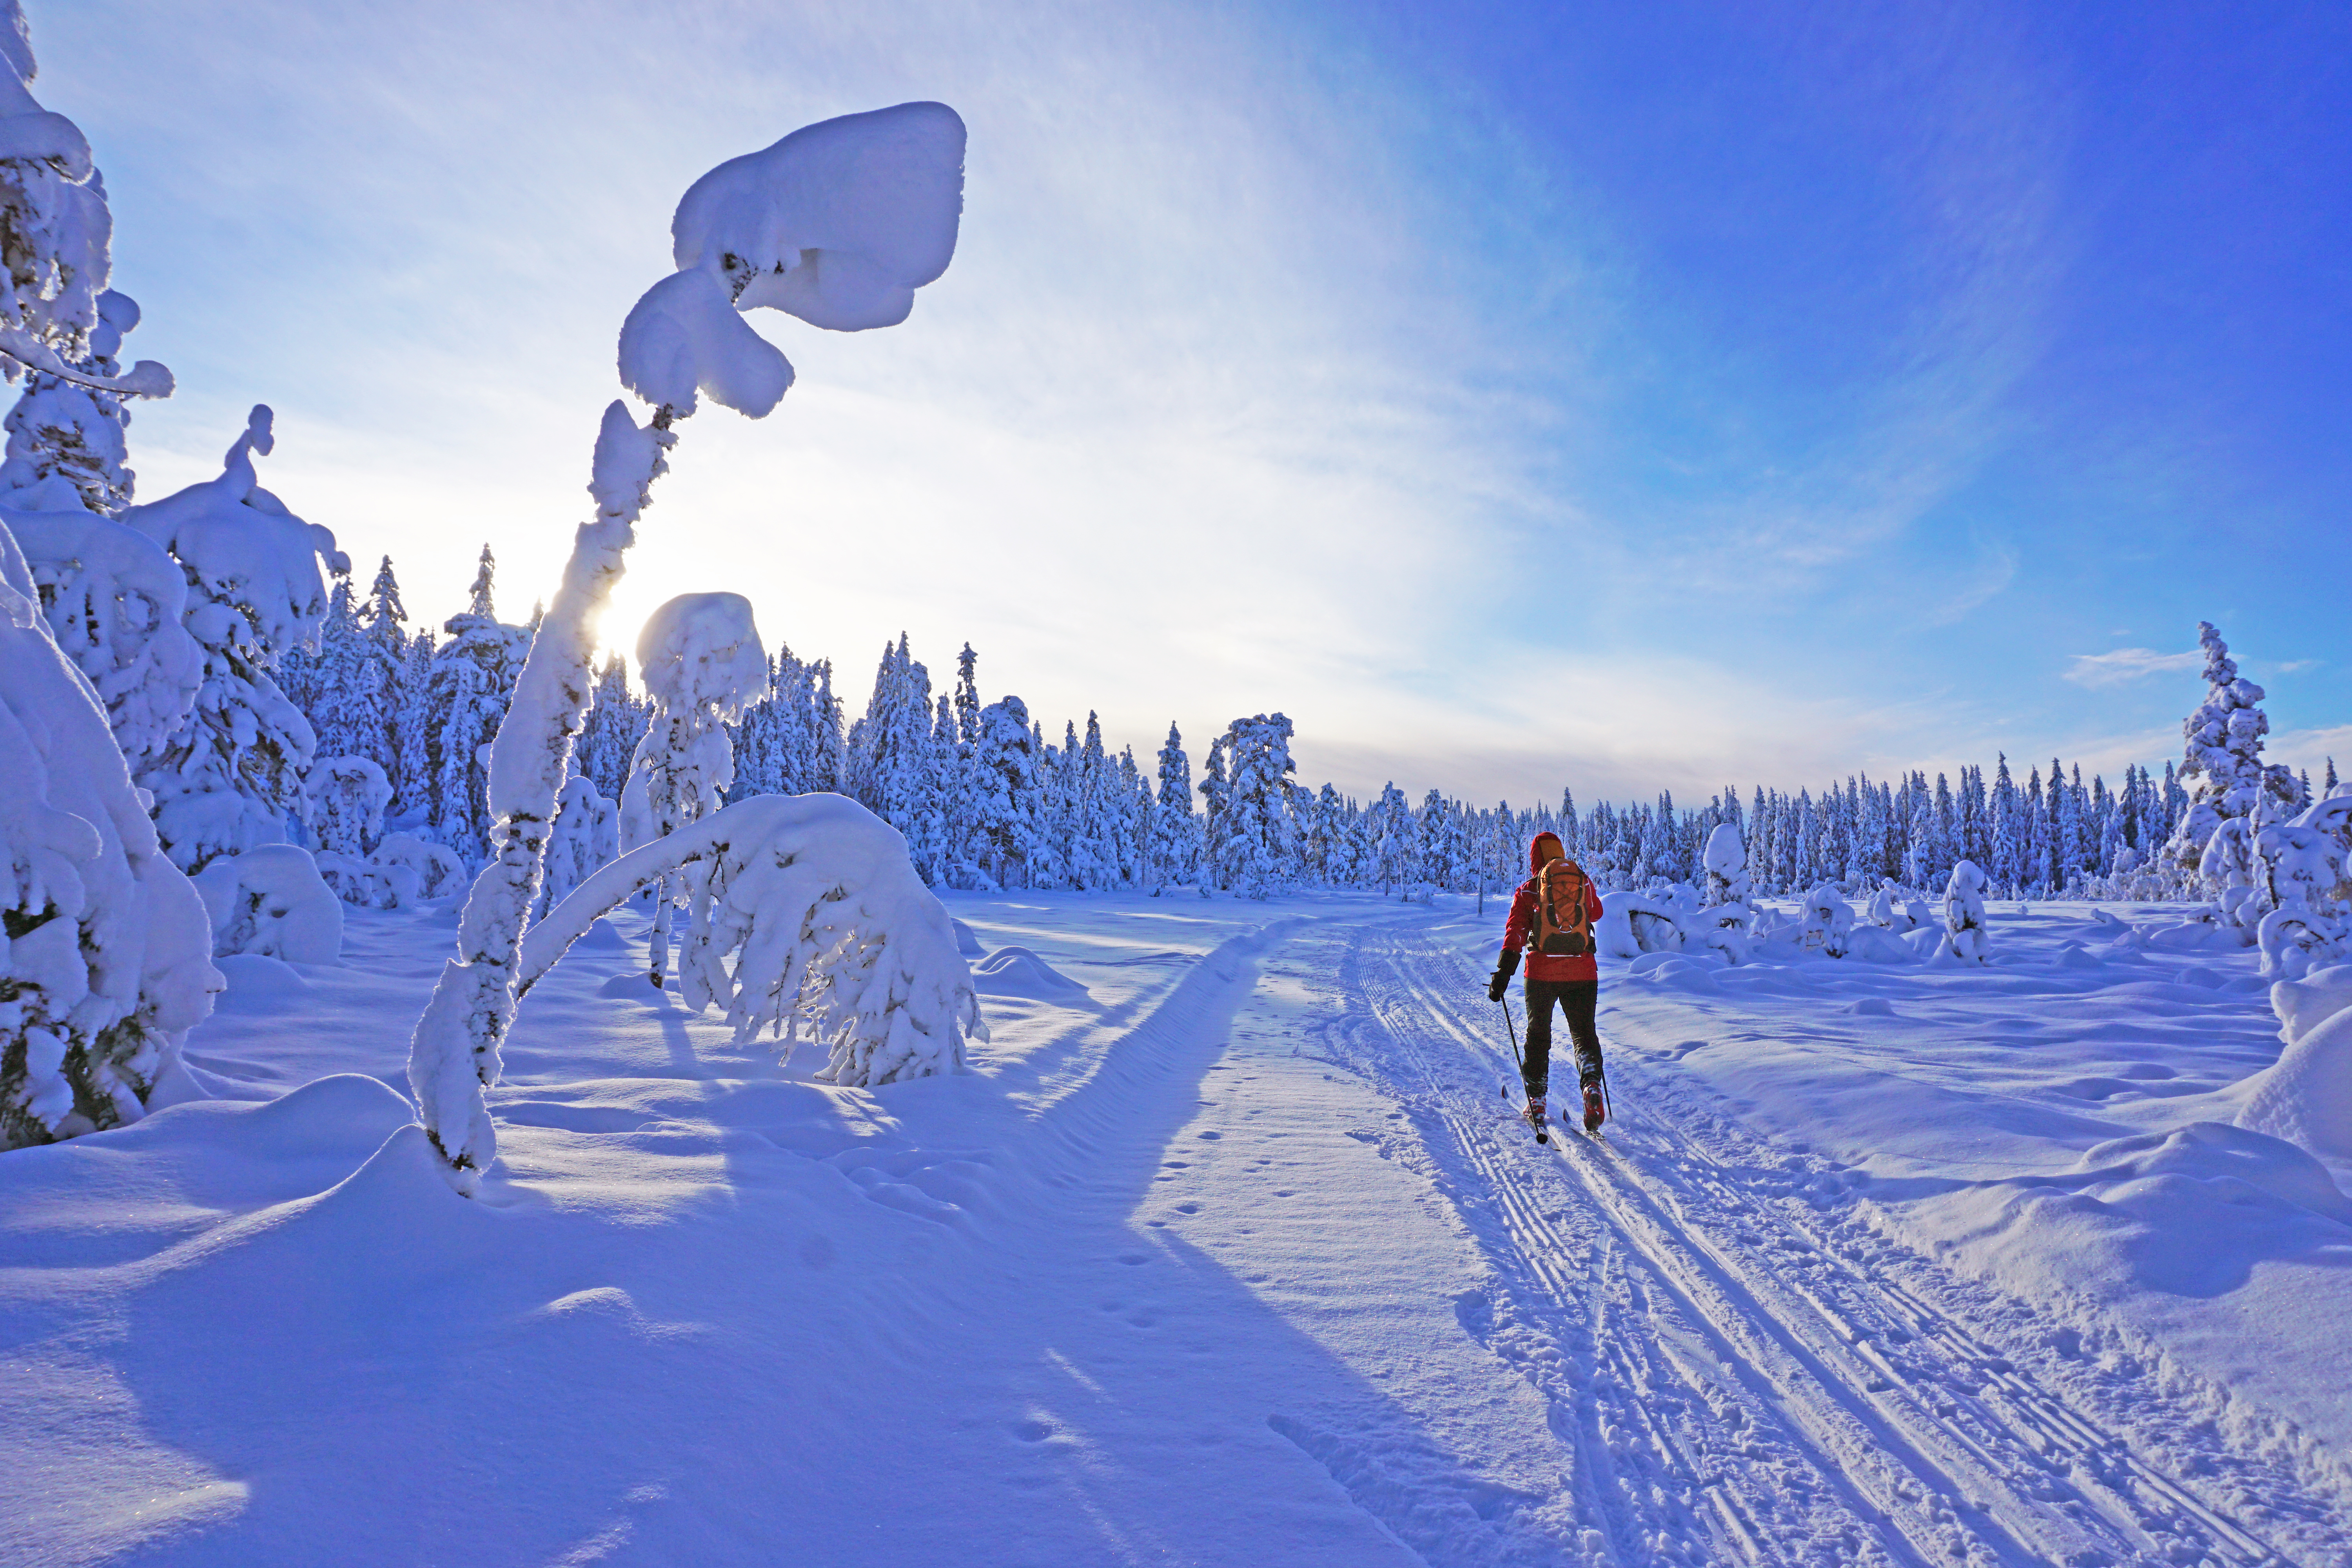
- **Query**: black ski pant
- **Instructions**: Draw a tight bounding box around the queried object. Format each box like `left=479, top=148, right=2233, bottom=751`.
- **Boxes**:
left=1521, top=978, right=1601, bottom=1098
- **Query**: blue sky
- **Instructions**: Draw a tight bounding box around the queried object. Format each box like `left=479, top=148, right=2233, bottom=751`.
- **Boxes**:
left=34, top=0, right=2352, bottom=805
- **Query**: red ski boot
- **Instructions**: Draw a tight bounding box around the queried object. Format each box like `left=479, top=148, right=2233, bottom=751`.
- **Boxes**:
left=1581, top=1077, right=1607, bottom=1134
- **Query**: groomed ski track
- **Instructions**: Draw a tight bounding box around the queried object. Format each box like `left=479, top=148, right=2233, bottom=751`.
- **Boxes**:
left=1226, top=911, right=2349, bottom=1568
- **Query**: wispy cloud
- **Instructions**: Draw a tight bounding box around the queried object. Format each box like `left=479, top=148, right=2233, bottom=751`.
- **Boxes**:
left=2062, top=647, right=2201, bottom=688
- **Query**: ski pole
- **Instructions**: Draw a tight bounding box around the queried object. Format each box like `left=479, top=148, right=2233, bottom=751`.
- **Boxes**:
left=1497, top=996, right=1524, bottom=1097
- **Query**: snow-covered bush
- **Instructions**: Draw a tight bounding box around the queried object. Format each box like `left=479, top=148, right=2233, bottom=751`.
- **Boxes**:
left=304, top=755, right=392, bottom=858
left=192, top=844, right=342, bottom=965
left=1594, top=891, right=1688, bottom=960
left=367, top=834, right=466, bottom=905
left=2, top=516, right=217, bottom=1149
left=126, top=406, right=346, bottom=872
left=405, top=102, right=965, bottom=1191
left=1797, top=886, right=1855, bottom=957
left=539, top=774, right=618, bottom=917
left=5, top=490, right=201, bottom=763
left=519, top=792, right=984, bottom=1087
left=1695, top=823, right=1755, bottom=963
left=1933, top=860, right=1992, bottom=965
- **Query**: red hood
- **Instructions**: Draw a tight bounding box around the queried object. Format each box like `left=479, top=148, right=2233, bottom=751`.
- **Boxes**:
left=1528, top=831, right=1564, bottom=872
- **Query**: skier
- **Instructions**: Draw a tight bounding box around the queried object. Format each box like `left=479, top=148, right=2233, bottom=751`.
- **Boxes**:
left=1488, top=831, right=1608, bottom=1135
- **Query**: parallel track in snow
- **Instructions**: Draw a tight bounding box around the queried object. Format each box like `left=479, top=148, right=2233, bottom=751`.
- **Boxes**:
left=1308, top=918, right=2330, bottom=1568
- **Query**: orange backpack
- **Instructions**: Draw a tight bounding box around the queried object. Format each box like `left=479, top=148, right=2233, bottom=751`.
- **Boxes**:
left=1532, top=858, right=1593, bottom=957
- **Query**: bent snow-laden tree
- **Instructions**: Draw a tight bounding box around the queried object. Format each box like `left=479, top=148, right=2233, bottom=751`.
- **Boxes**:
left=520, top=793, right=984, bottom=1088
left=407, top=102, right=966, bottom=1192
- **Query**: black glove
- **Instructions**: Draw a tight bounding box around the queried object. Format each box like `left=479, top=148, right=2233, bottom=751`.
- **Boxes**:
left=1487, top=947, right=1521, bottom=1002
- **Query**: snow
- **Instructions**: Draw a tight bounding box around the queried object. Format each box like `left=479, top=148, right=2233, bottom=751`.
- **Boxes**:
left=6, top=889, right=2348, bottom=1565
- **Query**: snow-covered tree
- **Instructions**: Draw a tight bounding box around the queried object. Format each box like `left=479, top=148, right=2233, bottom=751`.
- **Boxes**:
left=1216, top=713, right=1297, bottom=899
left=406, top=101, right=965, bottom=1190
left=0, top=10, right=172, bottom=481
left=1, top=287, right=143, bottom=514
left=622, top=592, right=766, bottom=987
left=420, top=549, right=532, bottom=862
left=3, top=513, right=216, bottom=1149
left=970, top=695, right=1041, bottom=887
left=2166, top=621, right=2298, bottom=897
left=6, top=492, right=201, bottom=766
left=577, top=652, right=644, bottom=803
left=127, top=407, right=346, bottom=873
left=1149, top=722, right=1196, bottom=891
left=538, top=774, right=618, bottom=920
left=303, top=755, right=392, bottom=858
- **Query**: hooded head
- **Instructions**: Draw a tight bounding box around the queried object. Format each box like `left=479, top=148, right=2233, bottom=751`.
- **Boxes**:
left=1528, top=831, right=1565, bottom=873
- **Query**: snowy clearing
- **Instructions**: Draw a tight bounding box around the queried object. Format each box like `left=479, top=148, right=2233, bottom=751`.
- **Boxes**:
left=4, top=892, right=2346, bottom=1567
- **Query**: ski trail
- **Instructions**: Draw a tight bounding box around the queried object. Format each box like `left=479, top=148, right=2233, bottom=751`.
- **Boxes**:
left=1314, top=917, right=2332, bottom=1568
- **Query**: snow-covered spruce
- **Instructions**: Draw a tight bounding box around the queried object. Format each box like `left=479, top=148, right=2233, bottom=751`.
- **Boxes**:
left=126, top=406, right=347, bottom=872
left=622, top=591, right=765, bottom=984
left=1, top=514, right=218, bottom=1149
left=405, top=103, right=965, bottom=1191
left=2165, top=622, right=2298, bottom=897
left=518, top=793, right=984, bottom=1086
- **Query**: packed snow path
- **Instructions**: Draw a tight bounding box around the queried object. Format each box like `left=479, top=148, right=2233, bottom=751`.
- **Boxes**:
left=4, top=895, right=2348, bottom=1565
left=1309, top=918, right=2334, bottom=1566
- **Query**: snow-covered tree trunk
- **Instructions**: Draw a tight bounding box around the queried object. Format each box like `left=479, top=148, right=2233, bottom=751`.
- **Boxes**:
left=404, top=102, right=965, bottom=1192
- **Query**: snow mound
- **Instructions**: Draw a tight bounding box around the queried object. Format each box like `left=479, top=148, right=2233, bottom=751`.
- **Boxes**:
left=970, top=946, right=1091, bottom=1005
left=211, top=952, right=313, bottom=1007
left=595, top=971, right=669, bottom=1000
left=1922, top=1122, right=2352, bottom=1299
left=950, top=918, right=984, bottom=957
left=2239, top=966, right=2352, bottom=1158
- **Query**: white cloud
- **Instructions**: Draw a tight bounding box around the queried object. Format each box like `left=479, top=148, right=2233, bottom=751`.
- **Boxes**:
left=2062, top=647, right=2201, bottom=689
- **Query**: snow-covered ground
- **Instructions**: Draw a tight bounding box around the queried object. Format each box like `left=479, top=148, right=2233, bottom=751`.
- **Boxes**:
left=5, top=892, right=2348, bottom=1566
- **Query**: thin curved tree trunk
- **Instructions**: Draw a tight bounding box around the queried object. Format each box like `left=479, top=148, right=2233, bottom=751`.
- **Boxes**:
left=406, top=403, right=677, bottom=1192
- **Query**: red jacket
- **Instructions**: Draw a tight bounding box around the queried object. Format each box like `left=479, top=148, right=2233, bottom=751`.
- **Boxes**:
left=1500, top=831, right=1604, bottom=983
